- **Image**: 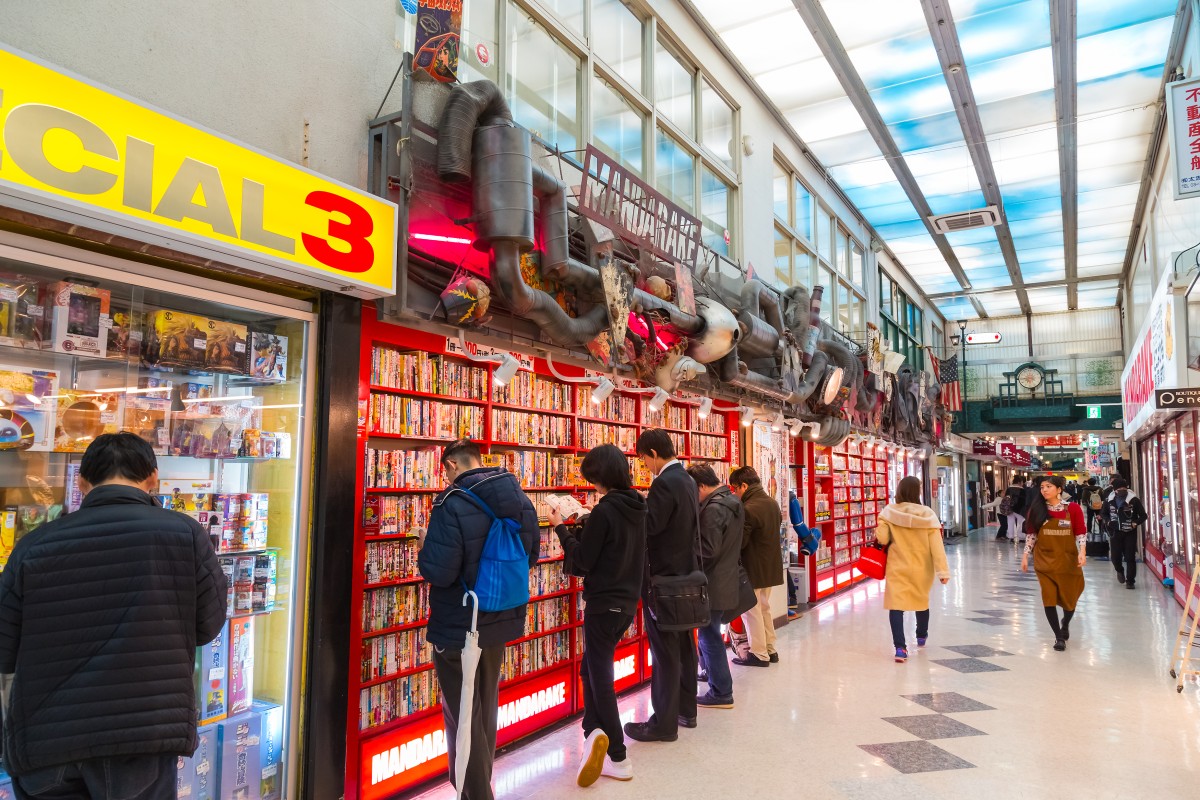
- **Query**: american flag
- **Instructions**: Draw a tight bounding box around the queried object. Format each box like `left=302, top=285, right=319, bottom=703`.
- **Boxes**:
left=934, top=352, right=963, bottom=412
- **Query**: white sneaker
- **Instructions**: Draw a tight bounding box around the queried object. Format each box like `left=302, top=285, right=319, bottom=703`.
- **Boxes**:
left=600, top=754, right=633, bottom=781
left=577, top=730, right=609, bottom=787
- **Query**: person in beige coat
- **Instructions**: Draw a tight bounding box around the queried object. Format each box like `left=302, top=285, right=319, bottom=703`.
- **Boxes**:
left=874, top=476, right=950, bottom=662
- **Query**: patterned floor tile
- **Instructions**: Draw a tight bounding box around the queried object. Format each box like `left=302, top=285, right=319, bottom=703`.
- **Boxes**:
left=931, top=657, right=1009, bottom=673
left=965, top=617, right=1011, bottom=626
left=858, top=740, right=976, bottom=774
left=881, top=714, right=987, bottom=740
left=901, top=692, right=996, bottom=712
left=941, top=645, right=1013, bottom=658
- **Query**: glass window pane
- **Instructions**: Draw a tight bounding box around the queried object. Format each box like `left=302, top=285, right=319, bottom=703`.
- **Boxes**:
left=819, top=268, right=835, bottom=323
left=774, top=227, right=791, bottom=290
left=794, top=179, right=813, bottom=241
left=655, top=41, right=693, bottom=137
left=593, top=0, right=643, bottom=92
left=880, top=272, right=892, bottom=315
left=505, top=6, right=581, bottom=151
left=593, top=76, right=644, bottom=175
left=655, top=128, right=695, bottom=213
left=795, top=244, right=814, bottom=289
left=851, top=241, right=864, bottom=287
left=701, top=166, right=732, bottom=257
left=700, top=78, right=735, bottom=169
left=853, top=294, right=864, bottom=333
left=836, top=229, right=848, bottom=277
left=837, top=281, right=851, bottom=331
left=816, top=205, right=832, bottom=263
left=541, top=0, right=584, bottom=36
left=773, top=161, right=790, bottom=221
left=1184, top=413, right=1199, bottom=567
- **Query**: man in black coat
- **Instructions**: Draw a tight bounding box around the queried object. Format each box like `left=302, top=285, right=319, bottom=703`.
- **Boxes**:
left=418, top=438, right=538, bottom=800
left=687, top=464, right=743, bottom=709
left=0, top=433, right=227, bottom=798
left=624, top=429, right=701, bottom=742
left=1101, top=476, right=1149, bottom=589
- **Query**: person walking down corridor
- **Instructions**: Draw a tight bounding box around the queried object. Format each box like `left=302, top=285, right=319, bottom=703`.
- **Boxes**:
left=687, top=464, right=744, bottom=709
left=1003, top=475, right=1030, bottom=543
left=874, top=476, right=951, bottom=662
left=1021, top=475, right=1086, bottom=652
left=551, top=444, right=646, bottom=786
left=1102, top=476, right=1147, bottom=590
left=730, top=466, right=783, bottom=668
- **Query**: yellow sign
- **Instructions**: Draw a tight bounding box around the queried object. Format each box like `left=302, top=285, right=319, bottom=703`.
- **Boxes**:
left=0, top=47, right=397, bottom=297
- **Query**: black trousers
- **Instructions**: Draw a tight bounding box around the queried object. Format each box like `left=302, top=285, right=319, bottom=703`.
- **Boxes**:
left=580, top=610, right=634, bottom=761
left=1110, top=529, right=1138, bottom=582
left=642, top=605, right=698, bottom=735
left=12, top=755, right=175, bottom=800
left=433, top=643, right=505, bottom=800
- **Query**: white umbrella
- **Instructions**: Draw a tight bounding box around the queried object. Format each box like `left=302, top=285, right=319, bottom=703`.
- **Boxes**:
left=454, top=589, right=482, bottom=800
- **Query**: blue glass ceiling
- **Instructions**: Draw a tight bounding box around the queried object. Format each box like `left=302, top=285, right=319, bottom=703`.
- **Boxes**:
left=691, top=0, right=1180, bottom=318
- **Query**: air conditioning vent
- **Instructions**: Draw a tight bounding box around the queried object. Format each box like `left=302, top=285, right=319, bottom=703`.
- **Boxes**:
left=928, top=205, right=1001, bottom=234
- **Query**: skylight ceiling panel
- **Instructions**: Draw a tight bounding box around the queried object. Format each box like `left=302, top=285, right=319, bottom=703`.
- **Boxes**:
left=1078, top=162, right=1146, bottom=191
left=952, top=0, right=1051, bottom=61
left=1007, top=230, right=1065, bottom=252
left=1077, top=66, right=1164, bottom=116
left=1077, top=220, right=1137, bottom=245
left=688, top=0, right=794, bottom=33
left=723, top=12, right=822, bottom=75
left=873, top=219, right=932, bottom=242
left=1077, top=0, right=1178, bottom=36
left=965, top=269, right=1019, bottom=290
left=982, top=290, right=1024, bottom=316
left=945, top=228, right=1005, bottom=250
left=1078, top=184, right=1140, bottom=211
left=965, top=47, right=1056, bottom=106
left=991, top=150, right=1063, bottom=193
left=1077, top=203, right=1138, bottom=230
left=1003, top=194, right=1064, bottom=222
left=1013, top=244, right=1069, bottom=266
left=1076, top=134, right=1152, bottom=174
left=871, top=77, right=957, bottom=126
left=1076, top=17, right=1174, bottom=84
left=759, top=57, right=849, bottom=110
left=936, top=296, right=981, bottom=320
left=843, top=182, right=911, bottom=213
left=888, top=112, right=974, bottom=152
left=829, top=156, right=901, bottom=191
left=925, top=189, right=991, bottom=216
left=1019, top=261, right=1065, bottom=283
left=1076, top=263, right=1123, bottom=278
left=1078, top=237, right=1130, bottom=257
left=849, top=30, right=947, bottom=91
left=1075, top=106, right=1157, bottom=144
left=854, top=197, right=926, bottom=227
left=808, top=131, right=886, bottom=168
left=910, top=273, right=965, bottom=293
left=1075, top=280, right=1120, bottom=309
left=822, top=0, right=932, bottom=50
left=976, top=89, right=1058, bottom=140
left=1077, top=250, right=1127, bottom=269
left=784, top=98, right=869, bottom=148
left=1025, top=285, right=1068, bottom=311
left=1006, top=211, right=1064, bottom=238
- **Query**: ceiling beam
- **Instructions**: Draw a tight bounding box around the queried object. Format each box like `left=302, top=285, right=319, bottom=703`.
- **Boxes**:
left=791, top=0, right=988, bottom=319
left=1120, top=0, right=1192, bottom=291
left=1049, top=0, right=1079, bottom=310
left=921, top=0, right=1032, bottom=316
left=927, top=272, right=1123, bottom=300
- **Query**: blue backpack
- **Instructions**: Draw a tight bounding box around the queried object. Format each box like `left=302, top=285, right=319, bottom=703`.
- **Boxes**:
left=457, top=487, right=530, bottom=613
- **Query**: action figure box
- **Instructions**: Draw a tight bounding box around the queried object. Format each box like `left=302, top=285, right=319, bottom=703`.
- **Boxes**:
left=46, top=281, right=110, bottom=357
left=205, top=319, right=249, bottom=374
left=147, top=310, right=208, bottom=369
left=0, top=366, right=59, bottom=452
left=252, top=552, right=278, bottom=613
left=228, top=617, right=255, bottom=716
left=53, top=389, right=122, bottom=453
left=215, top=713, right=262, bottom=800
left=106, top=304, right=144, bottom=362
left=160, top=478, right=218, bottom=495
left=196, top=621, right=229, bottom=725
left=248, top=331, right=287, bottom=381
left=124, top=394, right=171, bottom=454
left=177, top=723, right=216, bottom=800
left=233, top=555, right=256, bottom=615
left=252, top=701, right=284, bottom=800
left=0, top=274, right=47, bottom=349
left=219, top=556, right=236, bottom=616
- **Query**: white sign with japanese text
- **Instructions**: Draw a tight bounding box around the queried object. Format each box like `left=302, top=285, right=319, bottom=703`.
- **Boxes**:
left=1166, top=76, right=1200, bottom=200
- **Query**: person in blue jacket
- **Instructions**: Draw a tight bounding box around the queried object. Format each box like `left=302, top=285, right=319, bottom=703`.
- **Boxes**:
left=417, top=438, right=539, bottom=800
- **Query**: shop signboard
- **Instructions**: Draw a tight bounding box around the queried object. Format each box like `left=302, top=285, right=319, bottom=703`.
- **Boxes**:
left=1166, top=76, right=1200, bottom=200
left=1121, top=275, right=1193, bottom=439
left=1154, top=387, right=1200, bottom=409
left=0, top=47, right=398, bottom=298
left=972, top=439, right=996, bottom=456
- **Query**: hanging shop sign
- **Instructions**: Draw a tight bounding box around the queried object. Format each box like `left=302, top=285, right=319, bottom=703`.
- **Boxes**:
left=1166, top=76, right=1200, bottom=200
left=964, top=332, right=1002, bottom=344
left=998, top=442, right=1030, bottom=466
left=0, top=47, right=398, bottom=298
left=1154, top=387, right=1200, bottom=409
left=578, top=145, right=703, bottom=268
left=972, top=439, right=996, bottom=456
left=1121, top=274, right=1193, bottom=439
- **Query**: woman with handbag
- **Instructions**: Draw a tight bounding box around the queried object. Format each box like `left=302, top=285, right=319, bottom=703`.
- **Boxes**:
left=550, top=444, right=646, bottom=785
left=874, top=476, right=951, bottom=663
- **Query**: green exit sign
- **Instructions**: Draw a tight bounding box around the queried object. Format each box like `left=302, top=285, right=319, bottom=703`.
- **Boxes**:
left=1087, top=405, right=1101, bottom=419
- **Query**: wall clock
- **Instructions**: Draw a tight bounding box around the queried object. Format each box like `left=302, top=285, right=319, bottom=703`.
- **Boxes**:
left=1016, top=365, right=1044, bottom=391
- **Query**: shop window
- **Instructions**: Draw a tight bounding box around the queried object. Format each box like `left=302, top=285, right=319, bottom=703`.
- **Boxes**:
left=818, top=267, right=835, bottom=322
left=836, top=228, right=849, bottom=278
left=593, top=0, right=643, bottom=92
left=851, top=241, right=864, bottom=288
left=593, top=75, right=645, bottom=175
left=795, top=243, right=814, bottom=290
left=1183, top=414, right=1199, bottom=568
left=541, top=0, right=585, bottom=36
left=505, top=6, right=581, bottom=152
left=700, top=78, right=735, bottom=169
left=816, top=204, right=832, bottom=264
left=655, top=41, right=694, bottom=137
left=837, top=281, right=851, bottom=332
left=880, top=270, right=893, bottom=315
left=701, top=166, right=733, bottom=257
left=655, top=127, right=695, bottom=213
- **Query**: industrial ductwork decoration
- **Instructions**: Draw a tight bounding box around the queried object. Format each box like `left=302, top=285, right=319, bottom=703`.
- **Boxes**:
left=418, top=80, right=937, bottom=449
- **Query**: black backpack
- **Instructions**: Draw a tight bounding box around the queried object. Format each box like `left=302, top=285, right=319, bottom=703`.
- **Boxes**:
left=1109, top=497, right=1136, bottom=535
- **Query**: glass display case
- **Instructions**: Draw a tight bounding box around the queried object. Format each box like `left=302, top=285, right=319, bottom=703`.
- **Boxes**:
left=0, top=252, right=313, bottom=799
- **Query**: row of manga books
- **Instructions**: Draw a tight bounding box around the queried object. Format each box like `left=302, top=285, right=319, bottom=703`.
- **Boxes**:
left=362, top=494, right=433, bottom=537
left=645, top=401, right=687, bottom=430
left=665, top=431, right=686, bottom=455
left=494, top=450, right=577, bottom=487
left=364, top=538, right=421, bottom=585
left=692, top=409, right=727, bottom=434
left=369, top=394, right=484, bottom=440
left=359, top=668, right=439, bottom=730
left=578, top=422, right=636, bottom=452
left=525, top=596, right=571, bottom=634
left=537, top=529, right=564, bottom=560
left=371, top=346, right=488, bottom=397
left=529, top=561, right=570, bottom=596
left=364, top=447, right=442, bottom=490
left=574, top=385, right=638, bottom=422
left=691, top=432, right=728, bottom=459
left=493, top=369, right=571, bottom=411
left=362, top=583, right=431, bottom=633
left=499, top=630, right=571, bottom=683
left=491, top=410, right=572, bottom=447
left=360, top=626, right=433, bottom=682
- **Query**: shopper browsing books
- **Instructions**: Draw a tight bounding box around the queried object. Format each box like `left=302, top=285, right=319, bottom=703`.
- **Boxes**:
left=0, top=433, right=228, bottom=798
left=730, top=466, right=784, bottom=668
left=418, top=438, right=539, bottom=800
left=550, top=444, right=646, bottom=787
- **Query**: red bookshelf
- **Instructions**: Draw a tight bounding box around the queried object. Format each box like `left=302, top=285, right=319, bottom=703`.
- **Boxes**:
left=346, top=307, right=735, bottom=800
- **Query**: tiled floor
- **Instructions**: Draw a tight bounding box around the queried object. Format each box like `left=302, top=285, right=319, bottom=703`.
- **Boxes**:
left=410, top=529, right=1200, bottom=799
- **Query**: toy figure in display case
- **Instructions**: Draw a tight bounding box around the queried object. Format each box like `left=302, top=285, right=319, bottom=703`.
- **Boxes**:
left=0, top=274, right=47, bottom=348
left=249, top=332, right=287, bottom=381
left=205, top=319, right=248, bottom=374
left=47, top=281, right=111, bottom=357
left=146, top=310, right=208, bottom=369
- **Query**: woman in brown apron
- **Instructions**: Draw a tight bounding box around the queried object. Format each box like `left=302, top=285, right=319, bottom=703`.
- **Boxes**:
left=1020, top=475, right=1086, bottom=651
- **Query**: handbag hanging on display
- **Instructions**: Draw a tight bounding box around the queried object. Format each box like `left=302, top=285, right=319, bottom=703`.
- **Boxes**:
left=856, top=541, right=888, bottom=581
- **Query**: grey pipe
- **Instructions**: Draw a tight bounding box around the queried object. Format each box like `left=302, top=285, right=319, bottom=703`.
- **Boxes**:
left=740, top=280, right=784, bottom=336
left=549, top=257, right=704, bottom=333
left=489, top=240, right=608, bottom=345
left=437, top=81, right=513, bottom=183
left=532, top=164, right=570, bottom=276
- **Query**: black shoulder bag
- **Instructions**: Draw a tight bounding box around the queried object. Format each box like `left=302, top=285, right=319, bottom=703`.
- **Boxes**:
left=647, top=498, right=711, bottom=632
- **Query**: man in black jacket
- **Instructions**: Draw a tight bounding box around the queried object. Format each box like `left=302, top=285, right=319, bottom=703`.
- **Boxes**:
left=687, top=464, right=743, bottom=709
left=0, top=433, right=226, bottom=798
left=624, top=429, right=701, bottom=743
left=1102, top=477, right=1148, bottom=589
left=418, top=438, right=538, bottom=800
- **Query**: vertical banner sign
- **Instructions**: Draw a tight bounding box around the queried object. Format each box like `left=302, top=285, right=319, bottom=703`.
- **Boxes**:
left=866, top=323, right=883, bottom=381
left=1166, top=77, right=1200, bottom=200
left=414, top=0, right=462, bottom=83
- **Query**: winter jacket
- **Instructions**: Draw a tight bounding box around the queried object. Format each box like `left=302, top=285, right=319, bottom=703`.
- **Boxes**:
left=643, top=462, right=700, bottom=598
left=0, top=485, right=227, bottom=775
left=1005, top=485, right=1029, bottom=516
left=698, top=486, right=744, bottom=611
left=875, top=502, right=950, bottom=612
left=1101, top=489, right=1148, bottom=533
left=740, top=484, right=784, bottom=589
left=556, top=489, right=646, bottom=616
left=418, top=467, right=539, bottom=649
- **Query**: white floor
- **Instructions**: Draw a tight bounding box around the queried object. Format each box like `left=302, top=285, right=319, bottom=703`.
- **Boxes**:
left=412, top=531, right=1200, bottom=799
